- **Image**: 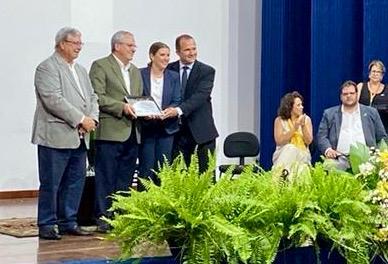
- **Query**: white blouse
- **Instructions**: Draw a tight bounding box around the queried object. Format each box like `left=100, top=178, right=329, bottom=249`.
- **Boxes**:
left=151, top=76, right=164, bottom=108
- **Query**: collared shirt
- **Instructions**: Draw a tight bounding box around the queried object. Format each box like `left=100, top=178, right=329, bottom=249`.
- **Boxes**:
left=64, top=60, right=84, bottom=130
left=68, top=63, right=85, bottom=98
left=179, top=61, right=194, bottom=82
left=175, top=62, right=194, bottom=116
left=337, top=104, right=366, bottom=154
left=113, top=54, right=131, bottom=94
left=151, top=76, right=164, bottom=108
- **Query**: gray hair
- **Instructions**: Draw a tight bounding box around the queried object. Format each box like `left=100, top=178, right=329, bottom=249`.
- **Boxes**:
left=368, top=60, right=386, bottom=74
left=55, top=27, right=81, bottom=48
left=111, top=30, right=133, bottom=52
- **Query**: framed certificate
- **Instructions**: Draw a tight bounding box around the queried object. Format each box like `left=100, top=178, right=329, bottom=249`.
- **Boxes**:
left=124, top=96, right=162, bottom=117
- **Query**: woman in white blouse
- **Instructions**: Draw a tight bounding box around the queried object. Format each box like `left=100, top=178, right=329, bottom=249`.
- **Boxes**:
left=138, top=42, right=181, bottom=190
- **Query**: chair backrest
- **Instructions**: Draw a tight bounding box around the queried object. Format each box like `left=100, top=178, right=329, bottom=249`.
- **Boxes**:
left=223, top=132, right=260, bottom=165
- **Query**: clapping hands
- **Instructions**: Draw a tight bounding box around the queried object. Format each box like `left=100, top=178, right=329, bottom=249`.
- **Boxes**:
left=294, top=114, right=306, bottom=129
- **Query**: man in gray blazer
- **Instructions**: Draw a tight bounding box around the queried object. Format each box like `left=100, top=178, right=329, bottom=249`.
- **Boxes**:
left=317, top=80, right=386, bottom=169
left=31, top=27, right=99, bottom=239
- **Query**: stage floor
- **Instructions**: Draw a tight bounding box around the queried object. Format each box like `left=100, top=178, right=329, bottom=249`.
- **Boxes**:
left=0, top=198, right=170, bottom=264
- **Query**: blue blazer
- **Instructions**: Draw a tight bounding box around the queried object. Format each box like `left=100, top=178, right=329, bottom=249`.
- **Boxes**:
left=140, top=67, right=181, bottom=135
left=317, top=104, right=387, bottom=154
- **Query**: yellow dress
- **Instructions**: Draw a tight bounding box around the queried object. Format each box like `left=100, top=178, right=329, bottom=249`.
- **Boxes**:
left=272, top=119, right=311, bottom=168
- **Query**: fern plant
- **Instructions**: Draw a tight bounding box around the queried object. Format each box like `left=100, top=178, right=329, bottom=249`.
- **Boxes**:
left=106, top=154, right=256, bottom=263
left=307, top=164, right=377, bottom=263
left=209, top=168, right=284, bottom=263
left=105, top=153, right=380, bottom=264
left=106, top=154, right=291, bottom=263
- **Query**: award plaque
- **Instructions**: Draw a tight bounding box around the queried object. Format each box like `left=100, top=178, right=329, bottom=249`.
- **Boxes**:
left=124, top=96, right=162, bottom=117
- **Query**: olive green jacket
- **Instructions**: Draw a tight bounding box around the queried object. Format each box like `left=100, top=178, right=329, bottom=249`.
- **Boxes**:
left=89, top=54, right=143, bottom=143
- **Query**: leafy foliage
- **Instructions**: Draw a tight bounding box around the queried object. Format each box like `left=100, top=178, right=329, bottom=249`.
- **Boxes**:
left=349, top=142, right=372, bottom=175
left=306, top=164, right=376, bottom=263
left=348, top=141, right=388, bottom=261
left=106, top=153, right=381, bottom=263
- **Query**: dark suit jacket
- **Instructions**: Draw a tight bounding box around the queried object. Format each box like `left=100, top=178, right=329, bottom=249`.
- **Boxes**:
left=167, top=60, right=218, bottom=144
left=89, top=54, right=143, bottom=143
left=317, top=104, right=387, bottom=154
left=140, top=67, right=181, bottom=135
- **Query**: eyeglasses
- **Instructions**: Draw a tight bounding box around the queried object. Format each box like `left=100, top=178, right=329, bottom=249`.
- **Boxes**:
left=119, top=42, right=137, bottom=48
left=370, top=70, right=383, bottom=74
left=64, top=40, right=84, bottom=46
left=341, top=92, right=357, bottom=96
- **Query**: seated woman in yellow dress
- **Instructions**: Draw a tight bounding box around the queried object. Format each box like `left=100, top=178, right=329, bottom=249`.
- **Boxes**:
left=272, top=91, right=313, bottom=171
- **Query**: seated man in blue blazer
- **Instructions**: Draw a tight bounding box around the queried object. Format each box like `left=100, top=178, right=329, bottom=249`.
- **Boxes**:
left=317, top=80, right=387, bottom=170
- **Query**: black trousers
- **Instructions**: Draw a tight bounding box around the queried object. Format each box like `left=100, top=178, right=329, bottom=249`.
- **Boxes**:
left=172, top=124, right=215, bottom=174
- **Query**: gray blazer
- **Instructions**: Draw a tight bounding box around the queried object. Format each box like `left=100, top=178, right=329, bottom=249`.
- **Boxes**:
left=316, top=104, right=387, bottom=154
left=31, top=52, right=99, bottom=149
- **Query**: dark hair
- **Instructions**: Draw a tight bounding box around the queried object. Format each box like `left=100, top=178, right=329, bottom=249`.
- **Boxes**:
left=340, top=80, right=357, bottom=93
left=175, top=34, right=194, bottom=51
left=277, top=91, right=303, bottom=119
left=147, top=42, right=170, bottom=67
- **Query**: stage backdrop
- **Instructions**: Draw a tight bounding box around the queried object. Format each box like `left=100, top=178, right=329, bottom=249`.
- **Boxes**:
left=260, top=0, right=388, bottom=169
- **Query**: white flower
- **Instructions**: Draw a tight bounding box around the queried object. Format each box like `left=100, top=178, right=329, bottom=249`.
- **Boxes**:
left=379, top=169, right=388, bottom=181
left=359, top=162, right=375, bottom=176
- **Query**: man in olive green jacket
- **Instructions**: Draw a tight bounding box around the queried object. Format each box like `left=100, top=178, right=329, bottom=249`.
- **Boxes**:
left=89, top=31, right=143, bottom=232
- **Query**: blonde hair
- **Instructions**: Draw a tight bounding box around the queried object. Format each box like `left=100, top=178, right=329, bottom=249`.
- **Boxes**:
left=368, top=60, right=385, bottom=74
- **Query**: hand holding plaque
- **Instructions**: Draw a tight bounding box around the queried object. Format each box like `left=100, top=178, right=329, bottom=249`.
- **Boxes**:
left=125, top=96, right=162, bottom=117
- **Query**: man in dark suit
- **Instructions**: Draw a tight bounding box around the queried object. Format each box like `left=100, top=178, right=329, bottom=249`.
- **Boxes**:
left=164, top=34, right=218, bottom=173
left=31, top=27, right=99, bottom=239
left=89, top=31, right=143, bottom=232
left=317, top=80, right=387, bottom=169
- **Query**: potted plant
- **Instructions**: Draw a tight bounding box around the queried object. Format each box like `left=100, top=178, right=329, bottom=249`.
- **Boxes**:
left=105, top=153, right=295, bottom=263
left=104, top=154, right=255, bottom=263
left=348, top=141, right=388, bottom=263
left=104, top=153, right=380, bottom=263
left=258, top=163, right=376, bottom=263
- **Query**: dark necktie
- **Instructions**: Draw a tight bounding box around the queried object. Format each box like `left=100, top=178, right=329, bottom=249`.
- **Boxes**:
left=181, top=66, right=189, bottom=97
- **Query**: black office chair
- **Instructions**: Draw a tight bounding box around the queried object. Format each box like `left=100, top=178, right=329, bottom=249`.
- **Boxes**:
left=219, top=132, right=260, bottom=177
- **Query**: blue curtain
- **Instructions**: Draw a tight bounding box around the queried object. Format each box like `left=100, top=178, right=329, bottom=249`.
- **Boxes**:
left=364, top=0, right=388, bottom=81
left=260, top=0, right=388, bottom=169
